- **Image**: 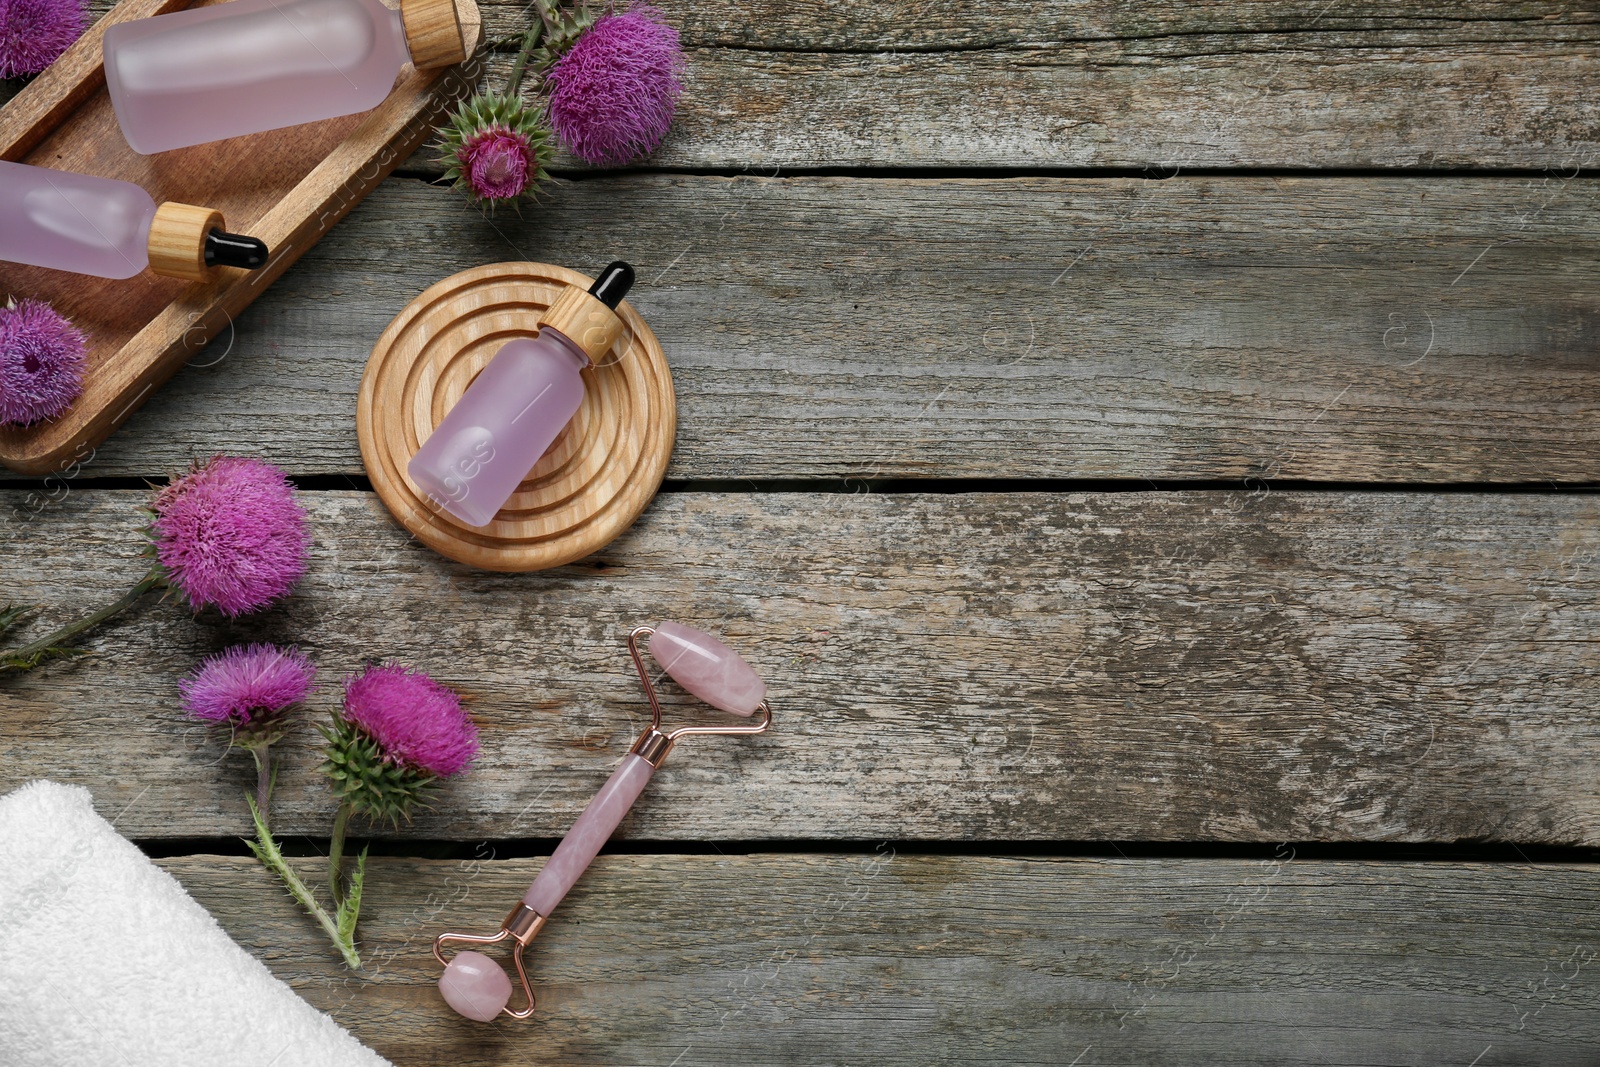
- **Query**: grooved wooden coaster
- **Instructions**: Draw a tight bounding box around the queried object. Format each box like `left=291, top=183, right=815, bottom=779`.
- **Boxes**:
left=357, top=262, right=675, bottom=572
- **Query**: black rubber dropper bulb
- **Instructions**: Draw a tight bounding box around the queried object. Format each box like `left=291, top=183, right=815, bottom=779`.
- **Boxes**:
left=588, top=260, right=634, bottom=309
left=204, top=228, right=270, bottom=270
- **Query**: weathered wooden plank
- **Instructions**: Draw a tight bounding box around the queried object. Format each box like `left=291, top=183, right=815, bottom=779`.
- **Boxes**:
left=4, top=489, right=1599, bottom=844
left=44, top=1, right=1595, bottom=171
left=478, top=3, right=1600, bottom=173
left=450, top=3, right=1600, bottom=174
left=162, top=852, right=1600, bottom=1064
left=2, top=174, right=1596, bottom=483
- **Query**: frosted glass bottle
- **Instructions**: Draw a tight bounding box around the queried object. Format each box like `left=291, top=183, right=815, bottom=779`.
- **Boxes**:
left=0, top=160, right=268, bottom=280
left=408, top=262, right=635, bottom=528
left=103, top=0, right=467, bottom=155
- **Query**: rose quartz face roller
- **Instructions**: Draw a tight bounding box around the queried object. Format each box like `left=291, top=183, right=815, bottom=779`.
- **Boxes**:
left=432, top=622, right=773, bottom=1022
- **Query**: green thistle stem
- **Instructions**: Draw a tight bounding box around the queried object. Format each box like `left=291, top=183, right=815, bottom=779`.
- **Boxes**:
left=0, top=567, right=165, bottom=673
left=328, top=799, right=354, bottom=907
left=505, top=15, right=545, bottom=95
left=246, top=793, right=361, bottom=970
left=250, top=745, right=273, bottom=827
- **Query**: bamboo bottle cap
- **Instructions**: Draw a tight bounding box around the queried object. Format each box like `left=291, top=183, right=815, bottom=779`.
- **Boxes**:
left=399, top=0, right=468, bottom=69
left=146, top=202, right=223, bottom=282
left=537, top=286, right=625, bottom=364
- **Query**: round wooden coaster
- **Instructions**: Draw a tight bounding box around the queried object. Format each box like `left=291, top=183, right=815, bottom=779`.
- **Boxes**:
left=357, top=262, right=676, bottom=571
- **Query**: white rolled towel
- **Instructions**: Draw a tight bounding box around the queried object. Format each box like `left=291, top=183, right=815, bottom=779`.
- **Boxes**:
left=0, top=779, right=391, bottom=1067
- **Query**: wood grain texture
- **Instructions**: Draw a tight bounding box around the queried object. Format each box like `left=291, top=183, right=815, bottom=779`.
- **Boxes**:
left=51, top=1, right=1598, bottom=172
left=0, top=0, right=486, bottom=474
left=358, top=262, right=676, bottom=571
left=429, top=0, right=1600, bottom=172
left=400, top=0, right=469, bottom=70
left=4, top=489, right=1598, bottom=844
left=3, top=174, right=1594, bottom=483
left=3, top=2, right=1587, bottom=1056
left=160, top=852, right=1600, bottom=1065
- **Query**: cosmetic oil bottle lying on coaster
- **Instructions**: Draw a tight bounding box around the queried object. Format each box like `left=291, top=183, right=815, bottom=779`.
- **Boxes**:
left=432, top=622, right=774, bottom=1022
left=407, top=260, right=635, bottom=528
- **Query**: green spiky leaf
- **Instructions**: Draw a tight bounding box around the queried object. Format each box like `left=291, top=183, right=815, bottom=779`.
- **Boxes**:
left=319, top=712, right=439, bottom=827
left=0, top=603, right=35, bottom=640
left=0, top=644, right=84, bottom=673
left=336, top=847, right=367, bottom=947
left=526, top=0, right=600, bottom=75
left=246, top=792, right=361, bottom=970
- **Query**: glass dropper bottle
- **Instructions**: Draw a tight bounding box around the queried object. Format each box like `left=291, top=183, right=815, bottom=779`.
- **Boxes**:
left=407, top=262, right=635, bottom=528
left=0, top=160, right=269, bottom=280
left=103, top=0, right=468, bottom=155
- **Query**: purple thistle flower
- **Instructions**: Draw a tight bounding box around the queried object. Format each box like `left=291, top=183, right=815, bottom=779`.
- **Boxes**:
left=459, top=127, right=537, bottom=201
left=180, top=642, right=316, bottom=730
left=0, top=297, right=85, bottom=425
left=0, top=0, right=85, bottom=78
left=342, top=663, right=478, bottom=778
left=438, top=91, right=553, bottom=208
left=545, top=6, right=684, bottom=166
left=151, top=456, right=310, bottom=617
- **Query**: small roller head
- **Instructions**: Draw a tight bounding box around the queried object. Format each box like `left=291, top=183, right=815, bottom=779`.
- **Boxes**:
left=439, top=951, right=513, bottom=1022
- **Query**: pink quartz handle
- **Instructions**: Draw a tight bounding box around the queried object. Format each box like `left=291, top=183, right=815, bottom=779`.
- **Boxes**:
left=523, top=753, right=656, bottom=917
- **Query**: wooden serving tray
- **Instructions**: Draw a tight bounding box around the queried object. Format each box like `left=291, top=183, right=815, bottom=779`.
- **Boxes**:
left=0, top=0, right=482, bottom=474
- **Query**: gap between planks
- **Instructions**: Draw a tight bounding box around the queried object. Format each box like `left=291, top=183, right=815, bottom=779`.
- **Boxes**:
left=5, top=488, right=1599, bottom=846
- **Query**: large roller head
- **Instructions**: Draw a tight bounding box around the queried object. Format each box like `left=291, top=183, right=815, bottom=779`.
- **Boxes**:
left=646, top=621, right=767, bottom=715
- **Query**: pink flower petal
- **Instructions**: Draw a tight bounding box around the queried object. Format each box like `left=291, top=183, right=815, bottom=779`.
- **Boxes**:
left=343, top=663, right=478, bottom=778
left=152, top=457, right=310, bottom=616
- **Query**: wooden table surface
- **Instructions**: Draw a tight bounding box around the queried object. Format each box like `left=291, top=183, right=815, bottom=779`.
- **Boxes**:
left=4, top=3, right=1600, bottom=1064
